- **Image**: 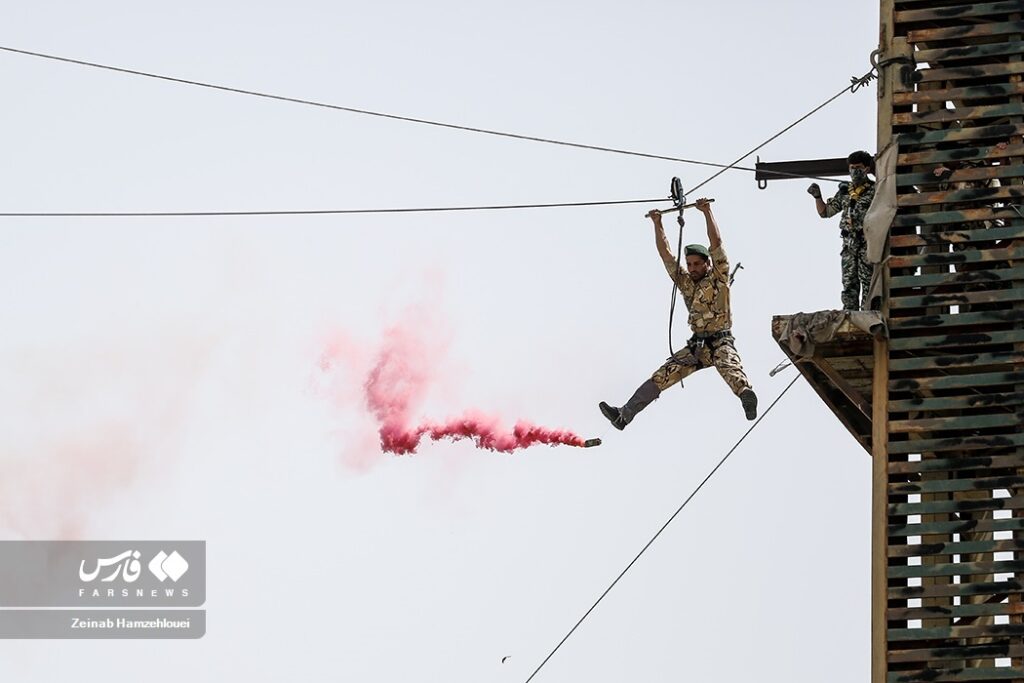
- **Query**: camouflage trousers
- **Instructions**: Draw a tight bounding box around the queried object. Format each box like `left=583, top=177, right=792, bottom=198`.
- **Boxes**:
left=650, top=337, right=752, bottom=396
left=841, top=237, right=873, bottom=311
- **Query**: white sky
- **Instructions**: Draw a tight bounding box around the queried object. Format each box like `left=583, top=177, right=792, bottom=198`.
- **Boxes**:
left=1, top=2, right=877, bottom=681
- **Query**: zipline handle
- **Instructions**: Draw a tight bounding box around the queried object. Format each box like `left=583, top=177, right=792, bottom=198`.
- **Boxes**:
left=649, top=198, right=714, bottom=216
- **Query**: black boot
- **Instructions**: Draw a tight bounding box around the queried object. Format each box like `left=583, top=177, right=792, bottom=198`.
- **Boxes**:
left=740, top=389, right=758, bottom=420
left=599, top=380, right=661, bottom=430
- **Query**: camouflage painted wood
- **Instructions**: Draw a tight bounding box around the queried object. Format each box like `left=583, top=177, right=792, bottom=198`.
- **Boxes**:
left=888, top=622, right=1024, bottom=641
left=897, top=142, right=1024, bottom=166
left=889, top=287, right=1024, bottom=311
left=889, top=225, right=1024, bottom=249
left=898, top=184, right=1024, bottom=208
left=915, top=40, right=1024, bottom=64
left=888, top=537, right=1024, bottom=556
left=886, top=666, right=1024, bottom=682
left=891, top=370, right=1024, bottom=392
left=908, top=20, right=1024, bottom=44
left=893, top=103, right=1024, bottom=126
left=915, top=61, right=1024, bottom=84
left=887, top=308, right=1024, bottom=329
left=889, top=643, right=1024, bottom=665
left=889, top=412, right=1024, bottom=433
left=892, top=207, right=1023, bottom=229
left=887, top=448, right=1024, bottom=469
left=889, top=328, right=1024, bottom=351
left=888, top=495, right=1024, bottom=517
left=890, top=577, right=1024, bottom=599
left=890, top=601, right=1024, bottom=622
left=898, top=165, right=1024, bottom=188
left=888, top=390, right=1024, bottom=411
left=896, top=2, right=1024, bottom=24
left=895, top=82, right=1024, bottom=107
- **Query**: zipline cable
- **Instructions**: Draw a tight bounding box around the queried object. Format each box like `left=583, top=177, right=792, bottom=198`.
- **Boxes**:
left=0, top=197, right=675, bottom=218
left=664, top=64, right=876, bottom=355
left=523, top=374, right=800, bottom=683
left=0, top=45, right=845, bottom=185
left=686, top=65, right=876, bottom=196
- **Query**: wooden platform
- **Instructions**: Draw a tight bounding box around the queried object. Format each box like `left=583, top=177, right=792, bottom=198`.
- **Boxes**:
left=771, top=314, right=876, bottom=454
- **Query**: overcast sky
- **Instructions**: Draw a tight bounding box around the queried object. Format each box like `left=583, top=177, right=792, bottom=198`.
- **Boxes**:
left=1, top=2, right=877, bottom=681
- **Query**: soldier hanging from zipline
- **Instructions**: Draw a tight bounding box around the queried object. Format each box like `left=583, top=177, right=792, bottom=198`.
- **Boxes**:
left=599, top=198, right=758, bottom=430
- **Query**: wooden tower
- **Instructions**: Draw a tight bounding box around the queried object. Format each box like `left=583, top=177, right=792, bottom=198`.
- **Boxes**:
left=774, top=2, right=1024, bottom=681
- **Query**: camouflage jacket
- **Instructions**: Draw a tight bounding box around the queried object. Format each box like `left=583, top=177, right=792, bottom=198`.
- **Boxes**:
left=825, top=180, right=876, bottom=248
left=656, top=229, right=732, bottom=335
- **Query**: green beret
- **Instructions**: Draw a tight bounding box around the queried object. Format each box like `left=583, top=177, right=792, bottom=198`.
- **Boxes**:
left=684, top=244, right=711, bottom=259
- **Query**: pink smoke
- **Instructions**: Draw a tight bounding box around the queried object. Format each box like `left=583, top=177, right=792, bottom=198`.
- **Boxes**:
left=361, top=326, right=585, bottom=455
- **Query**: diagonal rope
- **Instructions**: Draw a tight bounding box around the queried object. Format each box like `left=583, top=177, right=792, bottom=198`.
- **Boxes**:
left=523, top=374, right=800, bottom=683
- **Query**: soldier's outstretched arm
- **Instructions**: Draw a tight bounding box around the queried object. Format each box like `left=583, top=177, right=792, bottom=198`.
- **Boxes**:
left=807, top=183, right=829, bottom=217
left=648, top=210, right=683, bottom=283
left=695, top=198, right=721, bottom=250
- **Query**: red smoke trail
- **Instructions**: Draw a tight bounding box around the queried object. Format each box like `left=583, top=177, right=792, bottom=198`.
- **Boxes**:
left=362, top=326, right=585, bottom=455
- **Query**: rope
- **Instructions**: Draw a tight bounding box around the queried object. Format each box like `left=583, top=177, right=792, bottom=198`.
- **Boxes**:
left=0, top=197, right=674, bottom=218
left=0, top=45, right=843, bottom=185
left=661, top=64, right=875, bottom=357
left=668, top=212, right=686, bottom=357
left=523, top=374, right=800, bottom=683
left=686, top=65, right=877, bottom=197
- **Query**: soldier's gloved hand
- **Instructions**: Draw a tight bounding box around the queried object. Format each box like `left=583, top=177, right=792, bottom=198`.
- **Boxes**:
left=838, top=181, right=850, bottom=195
left=807, top=183, right=822, bottom=199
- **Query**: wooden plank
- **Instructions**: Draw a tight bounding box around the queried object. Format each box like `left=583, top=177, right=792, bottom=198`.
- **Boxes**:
left=898, top=142, right=1024, bottom=166
left=889, top=413, right=1024, bottom=434
left=889, top=517, right=1024, bottom=539
left=888, top=309, right=1024, bottom=330
left=893, top=103, right=1024, bottom=126
left=806, top=356, right=872, bottom=421
left=899, top=123, right=1024, bottom=146
left=889, top=496, right=1024, bottom=517
left=899, top=185, right=1024, bottom=208
left=888, top=448, right=1024, bottom=470
left=915, top=61, right=1024, bottom=85
left=916, top=41, right=1024, bottom=65
left=889, top=391, right=1024, bottom=412
left=887, top=666, right=1024, bottom=682
left=891, top=577, right=1024, bottom=599
left=889, top=350, right=1024, bottom=371
left=897, top=2, right=1024, bottom=23
left=777, top=341, right=872, bottom=452
left=889, top=328, right=1024, bottom=351
left=908, top=20, right=1024, bottom=44
left=889, top=622, right=1024, bottom=641
left=893, top=207, right=1024, bottom=229
left=890, top=225, right=1024, bottom=249
left=889, top=288, right=1024, bottom=311
left=889, top=643, right=1024, bottom=665
left=895, top=82, right=1024, bottom=107
left=888, top=537, right=1024, bottom=557
left=889, top=265, right=1024, bottom=291
left=890, top=245, right=1024, bottom=272
left=891, top=370, right=1024, bottom=391
left=891, top=601, right=1024, bottom=622
left=898, top=164, right=1024, bottom=188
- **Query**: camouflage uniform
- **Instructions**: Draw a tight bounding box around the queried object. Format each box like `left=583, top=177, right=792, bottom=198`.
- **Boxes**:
left=824, top=181, right=875, bottom=310
left=651, top=234, right=752, bottom=396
